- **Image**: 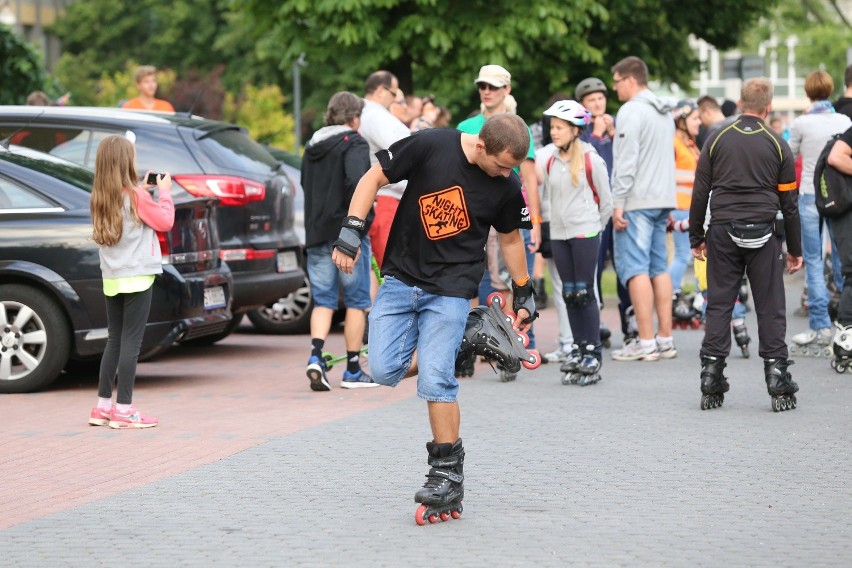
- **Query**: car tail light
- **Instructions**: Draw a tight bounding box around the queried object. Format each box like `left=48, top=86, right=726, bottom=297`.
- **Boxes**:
left=156, top=231, right=171, bottom=263
left=220, top=248, right=277, bottom=262
left=172, top=175, right=266, bottom=206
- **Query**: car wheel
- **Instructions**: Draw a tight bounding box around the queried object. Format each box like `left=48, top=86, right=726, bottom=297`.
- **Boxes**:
left=246, top=277, right=312, bottom=334
left=0, top=284, right=71, bottom=393
left=179, top=314, right=244, bottom=346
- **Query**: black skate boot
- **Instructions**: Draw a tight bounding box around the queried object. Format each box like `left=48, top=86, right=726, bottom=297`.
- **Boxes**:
left=459, top=293, right=540, bottom=377
left=599, top=325, right=612, bottom=349
left=699, top=356, right=729, bottom=410
left=831, top=322, right=852, bottom=374
left=673, top=292, right=700, bottom=329
left=559, top=343, right=583, bottom=385
left=577, top=343, right=603, bottom=386
left=732, top=321, right=751, bottom=359
left=454, top=348, right=476, bottom=378
left=414, top=439, right=464, bottom=525
left=764, top=358, right=798, bottom=412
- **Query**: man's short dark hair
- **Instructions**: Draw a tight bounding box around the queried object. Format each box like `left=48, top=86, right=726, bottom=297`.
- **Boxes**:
left=610, top=56, right=648, bottom=86
left=844, top=64, right=852, bottom=89
left=480, top=114, right=530, bottom=161
left=365, top=71, right=396, bottom=96
left=697, top=95, right=721, bottom=112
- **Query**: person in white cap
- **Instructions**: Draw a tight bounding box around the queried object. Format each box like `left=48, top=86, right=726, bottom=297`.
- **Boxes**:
left=457, top=64, right=542, bottom=376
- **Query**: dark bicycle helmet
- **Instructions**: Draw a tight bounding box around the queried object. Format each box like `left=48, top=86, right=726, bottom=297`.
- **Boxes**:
left=574, top=77, right=608, bottom=101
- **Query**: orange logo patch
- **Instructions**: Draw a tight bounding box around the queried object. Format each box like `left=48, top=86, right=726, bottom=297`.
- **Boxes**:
left=419, top=186, right=470, bottom=240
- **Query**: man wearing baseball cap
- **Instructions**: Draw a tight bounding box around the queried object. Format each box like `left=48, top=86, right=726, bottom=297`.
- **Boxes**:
left=457, top=64, right=542, bottom=373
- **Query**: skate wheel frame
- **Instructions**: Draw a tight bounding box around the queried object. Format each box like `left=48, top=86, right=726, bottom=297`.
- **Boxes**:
left=700, top=393, right=724, bottom=410
left=771, top=395, right=797, bottom=412
left=415, top=502, right=463, bottom=526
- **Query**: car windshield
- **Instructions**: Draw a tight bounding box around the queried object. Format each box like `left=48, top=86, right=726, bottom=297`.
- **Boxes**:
left=197, top=128, right=278, bottom=176
left=1, top=147, right=94, bottom=192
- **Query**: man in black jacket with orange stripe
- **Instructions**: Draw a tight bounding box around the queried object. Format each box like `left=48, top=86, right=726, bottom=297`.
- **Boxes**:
left=689, top=78, right=804, bottom=412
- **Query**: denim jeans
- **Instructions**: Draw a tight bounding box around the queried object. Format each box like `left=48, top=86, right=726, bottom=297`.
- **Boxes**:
left=521, top=228, right=536, bottom=349
left=306, top=237, right=372, bottom=310
left=668, top=209, right=692, bottom=292
left=614, top=208, right=671, bottom=285
left=367, top=276, right=469, bottom=402
left=799, top=194, right=831, bottom=330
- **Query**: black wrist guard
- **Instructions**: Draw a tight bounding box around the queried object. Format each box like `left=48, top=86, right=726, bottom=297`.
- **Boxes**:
left=512, top=280, right=539, bottom=324
left=333, top=216, right=366, bottom=260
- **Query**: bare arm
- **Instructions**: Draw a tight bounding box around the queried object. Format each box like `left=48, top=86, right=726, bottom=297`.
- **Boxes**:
left=519, top=159, right=541, bottom=252
left=828, top=140, right=852, bottom=175
left=332, top=164, right=389, bottom=274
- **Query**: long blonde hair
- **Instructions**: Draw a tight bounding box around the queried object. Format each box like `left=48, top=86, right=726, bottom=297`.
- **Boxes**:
left=91, top=135, right=140, bottom=246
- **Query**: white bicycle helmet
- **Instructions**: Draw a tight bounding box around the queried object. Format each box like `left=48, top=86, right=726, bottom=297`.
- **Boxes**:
left=543, top=100, right=591, bottom=127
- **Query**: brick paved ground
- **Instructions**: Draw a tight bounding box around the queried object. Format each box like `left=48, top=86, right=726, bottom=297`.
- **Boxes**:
left=1, top=271, right=850, bottom=567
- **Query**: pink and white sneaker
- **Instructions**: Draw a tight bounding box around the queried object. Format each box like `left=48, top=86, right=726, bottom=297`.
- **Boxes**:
left=108, top=406, right=159, bottom=429
left=88, top=406, right=113, bottom=426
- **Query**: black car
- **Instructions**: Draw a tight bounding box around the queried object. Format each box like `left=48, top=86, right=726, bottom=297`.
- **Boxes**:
left=0, top=106, right=304, bottom=342
left=0, top=145, right=233, bottom=393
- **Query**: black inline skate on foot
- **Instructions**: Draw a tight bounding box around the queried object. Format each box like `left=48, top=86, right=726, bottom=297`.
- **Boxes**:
left=732, top=321, right=751, bottom=359
left=830, top=322, right=852, bottom=374
left=454, top=348, right=476, bottom=378
left=457, top=293, right=541, bottom=379
left=699, top=356, right=729, bottom=410
left=599, top=325, right=612, bottom=349
left=414, top=439, right=464, bottom=525
left=577, top=343, right=603, bottom=386
left=673, top=292, right=701, bottom=329
left=764, top=358, right=798, bottom=412
left=559, top=344, right=583, bottom=385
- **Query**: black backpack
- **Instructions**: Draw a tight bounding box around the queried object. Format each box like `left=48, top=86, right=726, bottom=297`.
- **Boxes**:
left=814, top=133, right=852, bottom=217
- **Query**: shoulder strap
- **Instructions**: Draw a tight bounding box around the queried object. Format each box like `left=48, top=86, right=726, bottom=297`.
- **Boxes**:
left=584, top=151, right=600, bottom=208
left=546, top=155, right=555, bottom=176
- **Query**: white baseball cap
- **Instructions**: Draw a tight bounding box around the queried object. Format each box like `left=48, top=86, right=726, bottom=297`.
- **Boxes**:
left=475, top=65, right=511, bottom=88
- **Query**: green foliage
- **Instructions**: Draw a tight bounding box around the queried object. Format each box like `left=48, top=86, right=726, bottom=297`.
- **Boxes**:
left=234, top=0, right=775, bottom=127
left=739, top=0, right=851, bottom=98
left=0, top=25, right=50, bottom=104
left=223, top=84, right=295, bottom=149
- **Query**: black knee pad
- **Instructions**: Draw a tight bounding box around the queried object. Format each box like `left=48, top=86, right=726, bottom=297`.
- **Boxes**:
left=574, top=288, right=593, bottom=308
left=562, top=290, right=577, bottom=308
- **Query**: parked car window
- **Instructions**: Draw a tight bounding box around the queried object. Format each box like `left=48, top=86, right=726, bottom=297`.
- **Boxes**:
left=0, top=126, right=83, bottom=156
left=197, top=128, right=278, bottom=176
left=0, top=177, right=57, bottom=209
left=8, top=150, right=94, bottom=193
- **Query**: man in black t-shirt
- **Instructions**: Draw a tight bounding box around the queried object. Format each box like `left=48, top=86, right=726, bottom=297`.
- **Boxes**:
left=689, top=77, right=803, bottom=413
left=332, top=114, right=536, bottom=521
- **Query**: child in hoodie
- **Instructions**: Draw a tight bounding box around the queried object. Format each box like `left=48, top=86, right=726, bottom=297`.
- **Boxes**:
left=302, top=91, right=378, bottom=391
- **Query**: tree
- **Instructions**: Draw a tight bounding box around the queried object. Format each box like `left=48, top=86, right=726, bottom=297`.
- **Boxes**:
left=0, top=25, right=50, bottom=105
left=739, top=0, right=851, bottom=97
left=48, top=0, right=279, bottom=104
left=235, top=0, right=775, bottom=127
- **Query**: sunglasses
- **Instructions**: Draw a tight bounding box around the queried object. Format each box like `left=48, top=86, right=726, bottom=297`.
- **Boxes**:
left=385, top=85, right=400, bottom=98
left=477, top=83, right=504, bottom=91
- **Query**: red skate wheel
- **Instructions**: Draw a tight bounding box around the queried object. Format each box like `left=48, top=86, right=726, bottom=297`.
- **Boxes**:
left=517, top=331, right=530, bottom=347
left=522, top=349, right=542, bottom=370
left=428, top=514, right=439, bottom=524
left=440, top=512, right=450, bottom=521
left=487, top=292, right=506, bottom=309
left=690, top=319, right=701, bottom=329
left=451, top=510, right=462, bottom=519
left=415, top=505, right=428, bottom=526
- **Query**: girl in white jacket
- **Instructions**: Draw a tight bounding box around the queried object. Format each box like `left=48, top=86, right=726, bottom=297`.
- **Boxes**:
left=542, top=101, right=613, bottom=385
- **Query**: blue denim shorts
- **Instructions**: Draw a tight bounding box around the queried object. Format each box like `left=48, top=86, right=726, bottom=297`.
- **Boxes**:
left=306, top=237, right=372, bottom=310
left=367, top=276, right=469, bottom=402
left=614, top=208, right=671, bottom=286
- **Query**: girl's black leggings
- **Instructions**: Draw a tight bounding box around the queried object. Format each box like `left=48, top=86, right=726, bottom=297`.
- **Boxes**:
left=98, top=287, right=153, bottom=404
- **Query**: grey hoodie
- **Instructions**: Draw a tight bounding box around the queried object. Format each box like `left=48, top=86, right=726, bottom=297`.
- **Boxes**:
left=611, top=89, right=676, bottom=211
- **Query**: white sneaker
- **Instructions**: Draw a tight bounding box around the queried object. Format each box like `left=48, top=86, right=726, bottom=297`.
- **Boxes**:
left=611, top=340, right=660, bottom=362
left=791, top=327, right=832, bottom=346
left=543, top=347, right=572, bottom=364
left=656, top=337, right=677, bottom=359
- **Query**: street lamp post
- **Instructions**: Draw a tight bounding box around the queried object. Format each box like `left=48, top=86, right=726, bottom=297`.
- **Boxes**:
left=292, top=53, right=307, bottom=155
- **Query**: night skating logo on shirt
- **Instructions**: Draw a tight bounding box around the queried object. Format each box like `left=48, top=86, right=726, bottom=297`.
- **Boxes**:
left=418, top=186, right=470, bottom=240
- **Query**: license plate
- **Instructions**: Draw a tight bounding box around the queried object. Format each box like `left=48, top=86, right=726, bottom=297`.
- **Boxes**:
left=277, top=251, right=298, bottom=273
left=203, top=286, right=226, bottom=309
